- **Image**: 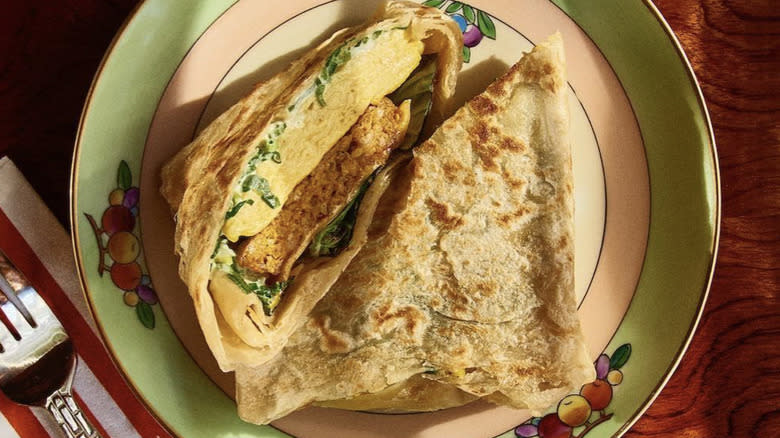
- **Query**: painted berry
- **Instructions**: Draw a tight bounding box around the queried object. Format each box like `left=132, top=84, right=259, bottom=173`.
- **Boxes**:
left=515, top=423, right=538, bottom=437
left=451, top=14, right=467, bottom=32
left=123, top=186, right=140, bottom=209
left=463, top=25, right=483, bottom=48
left=595, top=354, right=610, bottom=379
left=607, top=369, right=623, bottom=385
left=136, top=284, right=158, bottom=305
left=108, top=189, right=124, bottom=206
left=123, top=291, right=139, bottom=306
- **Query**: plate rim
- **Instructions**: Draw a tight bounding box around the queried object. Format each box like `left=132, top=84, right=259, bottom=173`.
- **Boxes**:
left=610, top=1, right=720, bottom=435
left=68, top=0, right=720, bottom=437
left=68, top=1, right=184, bottom=436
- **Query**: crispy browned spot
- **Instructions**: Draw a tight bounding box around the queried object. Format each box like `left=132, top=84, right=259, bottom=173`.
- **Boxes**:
left=441, top=160, right=465, bottom=182
left=500, top=135, right=525, bottom=152
left=438, top=280, right=470, bottom=315
left=502, top=171, right=526, bottom=190
left=523, top=61, right=559, bottom=93
left=467, top=121, right=503, bottom=171
left=486, top=78, right=506, bottom=97
left=557, top=235, right=570, bottom=250
left=469, top=120, right=492, bottom=143
left=496, top=213, right=512, bottom=227
left=311, top=315, right=351, bottom=353
left=497, top=206, right=530, bottom=227
left=474, top=279, right=499, bottom=297
left=373, top=304, right=424, bottom=333
left=486, top=65, right=516, bottom=97
left=469, top=95, right=498, bottom=116
left=426, top=198, right=463, bottom=229
left=474, top=144, right=500, bottom=170
left=511, top=365, right=547, bottom=379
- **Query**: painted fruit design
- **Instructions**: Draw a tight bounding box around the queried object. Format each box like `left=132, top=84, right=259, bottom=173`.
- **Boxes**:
left=515, top=344, right=633, bottom=438
left=85, top=160, right=157, bottom=329
left=421, top=0, right=496, bottom=63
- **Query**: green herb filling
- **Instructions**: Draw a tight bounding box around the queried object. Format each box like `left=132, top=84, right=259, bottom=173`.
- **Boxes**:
left=308, top=172, right=376, bottom=257
left=389, top=55, right=437, bottom=149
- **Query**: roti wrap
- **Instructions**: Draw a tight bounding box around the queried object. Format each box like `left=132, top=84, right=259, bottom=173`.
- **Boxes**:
left=235, top=33, right=594, bottom=423
left=160, top=1, right=462, bottom=371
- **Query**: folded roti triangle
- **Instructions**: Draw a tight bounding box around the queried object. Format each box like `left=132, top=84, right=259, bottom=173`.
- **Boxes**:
left=236, top=33, right=594, bottom=424
left=160, top=0, right=463, bottom=372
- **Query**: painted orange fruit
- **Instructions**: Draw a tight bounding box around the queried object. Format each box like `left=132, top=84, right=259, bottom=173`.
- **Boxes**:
left=108, top=188, right=125, bottom=206
left=110, top=262, right=142, bottom=291
left=580, top=379, right=613, bottom=411
left=123, top=291, right=139, bottom=306
left=107, top=231, right=140, bottom=264
left=557, top=394, right=592, bottom=427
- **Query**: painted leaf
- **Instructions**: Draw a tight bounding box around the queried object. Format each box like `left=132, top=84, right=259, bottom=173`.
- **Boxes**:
left=514, top=424, right=538, bottom=437
left=117, top=160, right=132, bottom=190
left=462, top=4, right=476, bottom=23
left=462, top=45, right=471, bottom=63
left=477, top=10, right=496, bottom=40
left=422, top=0, right=445, bottom=7
left=595, top=353, right=610, bottom=379
left=136, top=301, right=155, bottom=329
left=610, top=343, right=632, bottom=369
left=445, top=1, right=463, bottom=13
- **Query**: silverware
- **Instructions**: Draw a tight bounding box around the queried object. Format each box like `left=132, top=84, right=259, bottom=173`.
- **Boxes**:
left=0, top=263, right=101, bottom=438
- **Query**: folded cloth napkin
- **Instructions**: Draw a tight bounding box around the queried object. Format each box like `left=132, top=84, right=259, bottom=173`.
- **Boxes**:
left=0, top=157, right=172, bottom=438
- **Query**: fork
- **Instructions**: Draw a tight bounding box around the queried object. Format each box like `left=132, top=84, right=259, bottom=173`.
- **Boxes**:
left=0, top=271, right=101, bottom=437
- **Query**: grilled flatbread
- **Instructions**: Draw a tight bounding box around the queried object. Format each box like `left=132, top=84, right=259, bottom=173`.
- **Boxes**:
left=235, top=33, right=594, bottom=424
left=160, top=1, right=462, bottom=371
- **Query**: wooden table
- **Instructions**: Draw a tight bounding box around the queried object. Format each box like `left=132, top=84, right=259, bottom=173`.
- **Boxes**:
left=0, top=1, right=777, bottom=437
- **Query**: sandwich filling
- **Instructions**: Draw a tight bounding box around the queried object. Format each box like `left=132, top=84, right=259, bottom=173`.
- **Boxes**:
left=208, top=26, right=440, bottom=319
left=160, top=0, right=464, bottom=370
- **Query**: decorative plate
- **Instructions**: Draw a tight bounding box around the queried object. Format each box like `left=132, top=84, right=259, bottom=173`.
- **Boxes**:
left=71, top=0, right=719, bottom=437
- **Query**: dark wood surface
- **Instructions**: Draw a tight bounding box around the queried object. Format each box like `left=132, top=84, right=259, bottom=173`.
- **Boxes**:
left=0, top=1, right=777, bottom=437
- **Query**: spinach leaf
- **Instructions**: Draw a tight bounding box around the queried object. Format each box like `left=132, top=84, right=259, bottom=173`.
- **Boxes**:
left=247, top=122, right=286, bottom=170
left=308, top=173, right=375, bottom=257
left=239, top=174, right=279, bottom=209
left=261, top=192, right=280, bottom=209
left=389, top=56, right=437, bottom=149
left=225, top=199, right=254, bottom=219
left=316, top=42, right=353, bottom=106
left=226, top=262, right=290, bottom=316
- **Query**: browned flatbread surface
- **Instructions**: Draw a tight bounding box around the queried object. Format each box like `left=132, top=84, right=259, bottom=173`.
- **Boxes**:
left=236, top=33, right=593, bottom=424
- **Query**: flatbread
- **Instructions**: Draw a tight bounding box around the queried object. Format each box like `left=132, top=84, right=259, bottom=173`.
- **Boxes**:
left=159, top=1, right=462, bottom=371
left=236, top=33, right=594, bottom=424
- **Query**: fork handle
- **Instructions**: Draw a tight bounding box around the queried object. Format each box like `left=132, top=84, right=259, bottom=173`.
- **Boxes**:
left=44, top=388, right=102, bottom=438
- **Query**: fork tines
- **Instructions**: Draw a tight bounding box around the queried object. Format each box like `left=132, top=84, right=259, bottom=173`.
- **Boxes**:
left=0, top=273, right=52, bottom=355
